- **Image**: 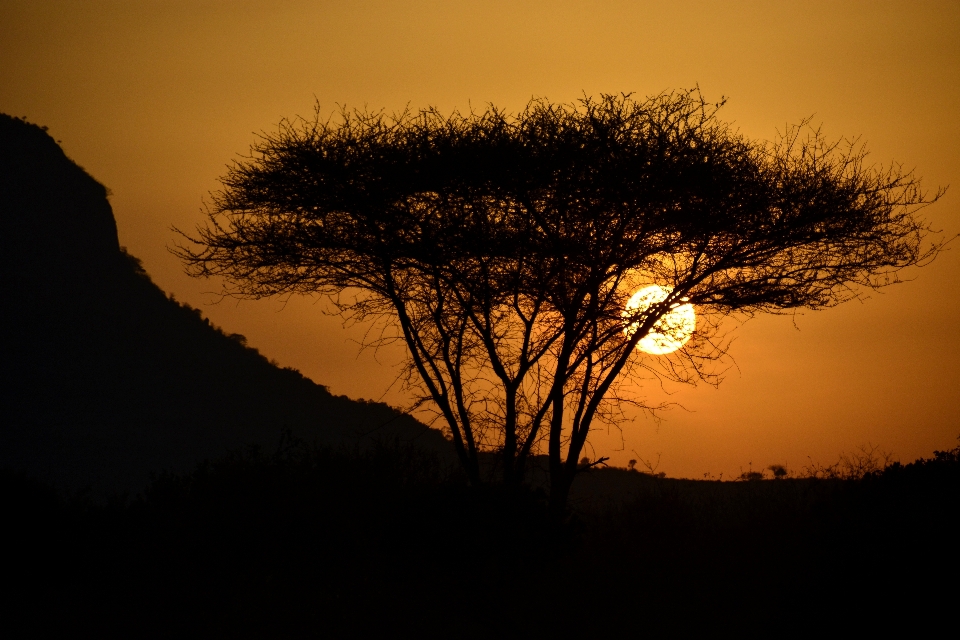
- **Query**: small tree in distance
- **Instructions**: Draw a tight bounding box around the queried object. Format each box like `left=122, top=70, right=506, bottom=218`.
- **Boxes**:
left=178, top=89, right=943, bottom=515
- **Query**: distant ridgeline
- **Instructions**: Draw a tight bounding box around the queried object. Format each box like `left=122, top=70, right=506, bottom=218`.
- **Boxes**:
left=0, top=114, right=451, bottom=498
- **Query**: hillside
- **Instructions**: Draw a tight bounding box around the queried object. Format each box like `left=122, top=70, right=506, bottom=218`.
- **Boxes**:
left=0, top=114, right=451, bottom=497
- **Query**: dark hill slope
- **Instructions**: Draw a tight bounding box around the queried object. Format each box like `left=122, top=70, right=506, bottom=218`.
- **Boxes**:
left=0, top=114, right=450, bottom=497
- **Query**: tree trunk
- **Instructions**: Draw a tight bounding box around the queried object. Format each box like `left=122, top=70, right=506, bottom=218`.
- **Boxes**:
left=548, top=468, right=573, bottom=520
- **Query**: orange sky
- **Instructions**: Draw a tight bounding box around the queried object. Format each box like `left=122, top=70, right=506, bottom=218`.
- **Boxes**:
left=3, top=0, right=958, bottom=478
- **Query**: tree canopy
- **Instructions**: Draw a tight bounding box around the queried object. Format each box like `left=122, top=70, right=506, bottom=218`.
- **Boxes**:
left=179, top=89, right=943, bottom=513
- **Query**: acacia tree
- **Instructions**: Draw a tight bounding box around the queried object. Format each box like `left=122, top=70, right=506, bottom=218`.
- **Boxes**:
left=178, top=90, right=942, bottom=514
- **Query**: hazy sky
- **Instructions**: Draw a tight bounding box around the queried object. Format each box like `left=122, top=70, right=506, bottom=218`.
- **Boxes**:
left=3, top=0, right=958, bottom=477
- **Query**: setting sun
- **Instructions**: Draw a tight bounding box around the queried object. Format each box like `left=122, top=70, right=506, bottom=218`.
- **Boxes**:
left=623, top=285, right=696, bottom=355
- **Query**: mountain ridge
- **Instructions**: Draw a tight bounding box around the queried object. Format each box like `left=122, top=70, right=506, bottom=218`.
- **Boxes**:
left=0, top=113, right=451, bottom=498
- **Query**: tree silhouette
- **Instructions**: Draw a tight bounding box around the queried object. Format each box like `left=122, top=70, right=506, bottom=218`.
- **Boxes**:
left=178, top=90, right=943, bottom=514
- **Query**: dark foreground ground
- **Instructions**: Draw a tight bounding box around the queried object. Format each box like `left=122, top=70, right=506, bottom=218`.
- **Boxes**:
left=4, top=439, right=957, bottom=637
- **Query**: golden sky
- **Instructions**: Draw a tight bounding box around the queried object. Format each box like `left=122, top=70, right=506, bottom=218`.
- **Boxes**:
left=3, top=0, right=958, bottom=477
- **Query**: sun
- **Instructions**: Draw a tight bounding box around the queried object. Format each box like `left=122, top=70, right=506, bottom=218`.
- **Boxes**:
left=623, top=285, right=696, bottom=355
